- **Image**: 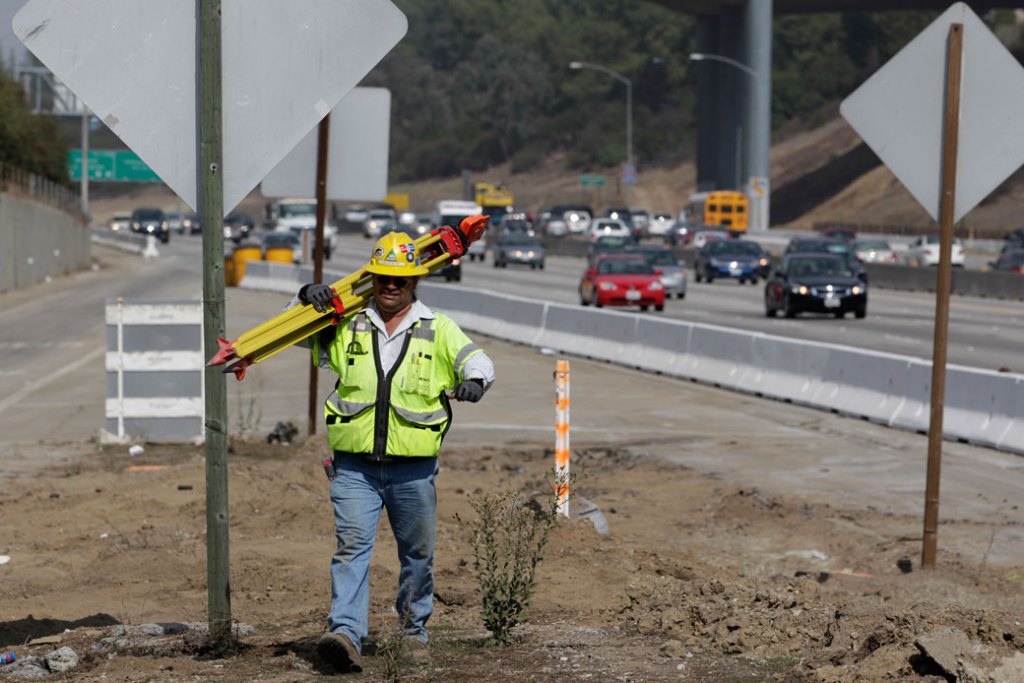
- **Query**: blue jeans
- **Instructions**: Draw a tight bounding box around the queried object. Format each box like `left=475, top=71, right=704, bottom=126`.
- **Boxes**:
left=327, top=454, right=438, bottom=653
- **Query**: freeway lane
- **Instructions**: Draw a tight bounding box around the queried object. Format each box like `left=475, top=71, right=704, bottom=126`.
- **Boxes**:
left=326, top=232, right=1024, bottom=373
left=3, top=228, right=1014, bottom=450
left=3, top=234, right=1024, bottom=571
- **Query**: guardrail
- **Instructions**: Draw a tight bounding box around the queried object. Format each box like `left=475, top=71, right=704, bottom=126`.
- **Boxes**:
left=238, top=261, right=1024, bottom=456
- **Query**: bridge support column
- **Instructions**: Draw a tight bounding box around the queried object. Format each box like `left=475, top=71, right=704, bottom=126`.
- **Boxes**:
left=695, top=11, right=745, bottom=195
left=743, top=0, right=772, bottom=231
left=693, top=0, right=772, bottom=230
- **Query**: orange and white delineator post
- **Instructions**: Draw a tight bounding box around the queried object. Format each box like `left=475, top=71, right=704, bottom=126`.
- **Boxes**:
left=554, top=359, right=571, bottom=517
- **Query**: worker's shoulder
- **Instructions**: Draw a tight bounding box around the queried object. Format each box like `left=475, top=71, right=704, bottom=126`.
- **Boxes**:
left=422, top=307, right=455, bottom=328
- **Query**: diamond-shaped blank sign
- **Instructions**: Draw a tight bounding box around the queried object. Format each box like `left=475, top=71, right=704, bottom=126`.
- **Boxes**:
left=840, top=2, right=1024, bottom=222
left=262, top=87, right=391, bottom=201
left=13, top=0, right=407, bottom=214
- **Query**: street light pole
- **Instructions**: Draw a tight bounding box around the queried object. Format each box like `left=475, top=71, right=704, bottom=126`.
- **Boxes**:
left=569, top=61, right=634, bottom=209
left=689, top=50, right=770, bottom=232
left=689, top=52, right=757, bottom=78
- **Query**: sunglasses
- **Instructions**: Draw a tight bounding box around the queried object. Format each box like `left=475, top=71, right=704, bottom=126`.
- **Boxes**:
left=374, top=275, right=411, bottom=288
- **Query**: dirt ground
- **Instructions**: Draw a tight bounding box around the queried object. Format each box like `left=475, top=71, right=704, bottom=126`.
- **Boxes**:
left=2, top=430, right=1023, bottom=682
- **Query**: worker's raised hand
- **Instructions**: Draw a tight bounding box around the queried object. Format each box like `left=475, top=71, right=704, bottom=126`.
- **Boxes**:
left=299, top=283, right=335, bottom=313
left=453, top=379, right=484, bottom=403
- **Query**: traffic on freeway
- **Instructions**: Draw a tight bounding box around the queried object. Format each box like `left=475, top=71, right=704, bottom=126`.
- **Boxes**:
left=323, top=231, right=1024, bottom=374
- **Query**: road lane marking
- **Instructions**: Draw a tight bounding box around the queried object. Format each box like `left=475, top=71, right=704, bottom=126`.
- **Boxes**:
left=0, top=345, right=105, bottom=416
left=0, top=341, right=85, bottom=349
left=874, top=289, right=1023, bottom=315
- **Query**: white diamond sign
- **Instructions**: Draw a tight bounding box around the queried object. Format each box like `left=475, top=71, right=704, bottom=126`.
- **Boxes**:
left=13, top=0, right=407, bottom=214
left=840, top=2, right=1024, bottom=222
left=262, top=87, right=391, bottom=201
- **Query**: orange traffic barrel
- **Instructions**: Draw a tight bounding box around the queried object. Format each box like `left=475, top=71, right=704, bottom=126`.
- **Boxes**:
left=265, top=247, right=295, bottom=264
left=232, top=244, right=262, bottom=282
left=223, top=255, right=238, bottom=287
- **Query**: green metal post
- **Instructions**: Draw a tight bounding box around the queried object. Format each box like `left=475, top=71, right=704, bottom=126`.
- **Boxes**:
left=198, top=0, right=232, bottom=648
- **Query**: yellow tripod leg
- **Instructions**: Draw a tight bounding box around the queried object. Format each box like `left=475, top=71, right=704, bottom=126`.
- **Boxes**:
left=208, top=221, right=486, bottom=380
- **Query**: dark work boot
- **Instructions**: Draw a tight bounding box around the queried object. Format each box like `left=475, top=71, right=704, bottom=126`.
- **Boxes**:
left=318, top=631, right=363, bottom=673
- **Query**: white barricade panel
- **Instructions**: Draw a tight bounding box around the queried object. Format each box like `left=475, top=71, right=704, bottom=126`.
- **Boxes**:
left=104, top=299, right=204, bottom=444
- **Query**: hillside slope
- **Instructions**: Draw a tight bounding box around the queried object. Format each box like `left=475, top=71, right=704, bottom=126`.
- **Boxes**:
left=391, top=114, right=1024, bottom=235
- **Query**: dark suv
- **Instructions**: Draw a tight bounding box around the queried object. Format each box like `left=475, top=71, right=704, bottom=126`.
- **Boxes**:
left=130, top=208, right=169, bottom=243
left=784, top=237, right=867, bottom=282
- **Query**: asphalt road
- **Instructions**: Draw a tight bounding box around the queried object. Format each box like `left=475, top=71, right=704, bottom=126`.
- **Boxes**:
left=325, top=231, right=1024, bottom=373
left=2, top=235, right=1024, bottom=568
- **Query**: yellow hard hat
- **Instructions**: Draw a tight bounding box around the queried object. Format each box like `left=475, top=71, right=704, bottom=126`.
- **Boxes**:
left=365, top=232, right=430, bottom=276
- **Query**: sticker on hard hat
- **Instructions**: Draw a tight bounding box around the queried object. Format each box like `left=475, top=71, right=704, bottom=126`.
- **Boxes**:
left=373, top=246, right=385, bottom=259
left=385, top=249, right=398, bottom=262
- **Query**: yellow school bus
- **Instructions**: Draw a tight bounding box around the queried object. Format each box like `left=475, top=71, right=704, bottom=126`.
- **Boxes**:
left=687, top=190, right=749, bottom=234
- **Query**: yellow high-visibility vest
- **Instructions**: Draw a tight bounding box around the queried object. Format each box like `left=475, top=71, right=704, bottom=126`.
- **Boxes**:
left=313, top=311, right=483, bottom=457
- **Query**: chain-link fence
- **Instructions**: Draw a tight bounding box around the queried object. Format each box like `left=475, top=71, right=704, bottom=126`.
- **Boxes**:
left=0, top=162, right=84, bottom=220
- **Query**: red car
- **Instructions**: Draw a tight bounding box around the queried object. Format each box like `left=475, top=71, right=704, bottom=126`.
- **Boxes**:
left=579, top=254, right=666, bottom=311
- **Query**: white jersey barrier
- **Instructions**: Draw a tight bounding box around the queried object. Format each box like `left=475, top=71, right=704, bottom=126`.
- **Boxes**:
left=239, top=262, right=1024, bottom=455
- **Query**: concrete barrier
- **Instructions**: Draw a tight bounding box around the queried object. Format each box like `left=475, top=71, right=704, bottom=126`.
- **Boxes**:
left=993, top=374, right=1024, bottom=452
left=943, top=366, right=1021, bottom=450
left=422, top=284, right=548, bottom=347
left=91, top=226, right=148, bottom=254
left=239, top=259, right=1024, bottom=456
left=748, top=335, right=831, bottom=406
left=682, top=324, right=759, bottom=389
left=633, top=316, right=693, bottom=376
left=816, top=349, right=916, bottom=425
left=535, top=304, right=639, bottom=364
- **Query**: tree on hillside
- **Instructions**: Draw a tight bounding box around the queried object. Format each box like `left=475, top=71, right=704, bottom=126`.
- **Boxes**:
left=373, top=0, right=694, bottom=178
left=772, top=11, right=936, bottom=126
left=0, top=67, right=69, bottom=185
left=372, top=1, right=939, bottom=184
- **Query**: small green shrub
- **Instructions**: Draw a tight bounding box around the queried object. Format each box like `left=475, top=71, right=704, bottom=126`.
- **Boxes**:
left=458, top=470, right=572, bottom=645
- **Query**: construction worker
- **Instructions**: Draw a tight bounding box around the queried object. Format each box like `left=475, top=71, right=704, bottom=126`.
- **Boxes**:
left=295, top=231, right=495, bottom=673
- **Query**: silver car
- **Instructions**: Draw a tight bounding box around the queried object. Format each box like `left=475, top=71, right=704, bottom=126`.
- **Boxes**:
left=492, top=232, right=545, bottom=269
left=852, top=238, right=896, bottom=264
left=626, top=245, right=687, bottom=299
left=363, top=209, right=398, bottom=238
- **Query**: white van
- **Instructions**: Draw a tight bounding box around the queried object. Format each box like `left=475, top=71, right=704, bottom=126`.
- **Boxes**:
left=265, top=198, right=337, bottom=259
left=431, top=200, right=482, bottom=232
left=429, top=200, right=483, bottom=280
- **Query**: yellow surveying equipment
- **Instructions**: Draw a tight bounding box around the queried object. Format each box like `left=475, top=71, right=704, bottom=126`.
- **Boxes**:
left=208, top=214, right=489, bottom=380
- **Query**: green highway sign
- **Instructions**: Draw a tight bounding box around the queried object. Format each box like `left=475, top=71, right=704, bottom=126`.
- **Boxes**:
left=579, top=174, right=605, bottom=187
left=68, top=149, right=161, bottom=182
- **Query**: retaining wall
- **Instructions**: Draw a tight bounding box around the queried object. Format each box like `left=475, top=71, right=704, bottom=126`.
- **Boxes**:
left=0, top=191, right=91, bottom=293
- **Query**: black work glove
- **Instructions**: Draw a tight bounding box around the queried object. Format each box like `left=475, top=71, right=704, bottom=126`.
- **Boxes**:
left=298, top=283, right=335, bottom=313
left=453, top=379, right=484, bottom=403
